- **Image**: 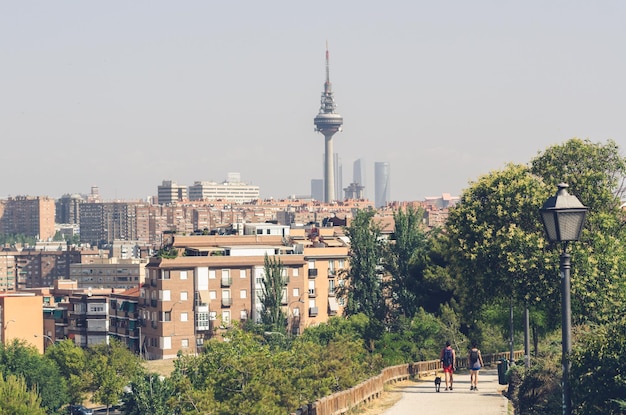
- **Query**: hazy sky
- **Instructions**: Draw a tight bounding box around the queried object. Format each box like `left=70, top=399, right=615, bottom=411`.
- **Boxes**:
left=2, top=1, right=625, bottom=202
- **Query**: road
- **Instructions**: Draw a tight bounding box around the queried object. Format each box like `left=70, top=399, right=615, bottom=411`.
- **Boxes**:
left=381, top=368, right=510, bottom=415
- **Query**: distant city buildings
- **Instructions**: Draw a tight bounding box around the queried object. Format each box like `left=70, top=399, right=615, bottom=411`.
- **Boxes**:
left=0, top=196, right=56, bottom=240
left=310, top=179, right=324, bottom=201
left=353, top=158, right=367, bottom=199
left=375, top=162, right=391, bottom=208
left=157, top=180, right=188, bottom=205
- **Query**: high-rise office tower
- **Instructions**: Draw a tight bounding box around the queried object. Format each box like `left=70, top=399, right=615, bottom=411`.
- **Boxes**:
left=311, top=179, right=324, bottom=201
left=157, top=180, right=188, bottom=205
left=375, top=162, right=390, bottom=208
left=353, top=159, right=367, bottom=199
left=313, top=45, right=343, bottom=203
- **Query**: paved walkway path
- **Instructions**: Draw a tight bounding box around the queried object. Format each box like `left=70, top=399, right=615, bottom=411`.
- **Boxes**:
left=381, top=368, right=510, bottom=415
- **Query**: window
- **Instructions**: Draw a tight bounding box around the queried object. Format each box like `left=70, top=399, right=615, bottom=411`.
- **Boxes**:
left=180, top=312, right=188, bottom=322
left=292, top=288, right=300, bottom=298
left=209, top=291, right=217, bottom=300
left=329, top=280, right=335, bottom=291
left=209, top=270, right=216, bottom=279
left=240, top=289, right=247, bottom=299
left=180, top=291, right=188, bottom=301
left=222, top=311, right=231, bottom=326
left=240, top=310, right=248, bottom=320
left=180, top=271, right=188, bottom=280
left=181, top=339, right=189, bottom=348
left=338, top=259, right=345, bottom=268
left=293, top=268, right=299, bottom=277
left=161, top=270, right=170, bottom=280
left=162, top=336, right=172, bottom=350
left=222, top=269, right=230, bottom=279
left=162, top=311, right=172, bottom=322
left=308, top=260, right=315, bottom=268
left=160, top=290, right=171, bottom=301
left=209, top=311, right=217, bottom=320
left=240, top=269, right=246, bottom=279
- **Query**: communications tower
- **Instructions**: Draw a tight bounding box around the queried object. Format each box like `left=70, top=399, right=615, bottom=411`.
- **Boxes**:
left=314, top=45, right=343, bottom=203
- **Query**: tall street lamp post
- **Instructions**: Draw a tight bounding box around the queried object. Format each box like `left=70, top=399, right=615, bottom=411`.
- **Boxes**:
left=539, top=183, right=588, bottom=415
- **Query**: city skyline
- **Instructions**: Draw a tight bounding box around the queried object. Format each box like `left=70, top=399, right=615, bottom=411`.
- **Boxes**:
left=2, top=2, right=626, bottom=202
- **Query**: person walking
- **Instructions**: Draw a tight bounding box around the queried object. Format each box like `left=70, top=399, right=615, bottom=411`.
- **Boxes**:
left=440, top=341, right=456, bottom=391
left=468, top=342, right=484, bottom=391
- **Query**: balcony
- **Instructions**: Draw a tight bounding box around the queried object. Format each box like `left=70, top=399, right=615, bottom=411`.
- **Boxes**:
left=308, top=289, right=317, bottom=298
left=221, top=297, right=232, bottom=307
left=309, top=307, right=318, bottom=317
left=221, top=277, right=232, bottom=287
left=328, top=268, right=336, bottom=277
left=308, top=269, right=318, bottom=278
left=150, top=299, right=157, bottom=308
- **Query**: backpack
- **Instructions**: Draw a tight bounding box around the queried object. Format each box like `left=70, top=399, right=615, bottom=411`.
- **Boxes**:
left=470, top=349, right=479, bottom=365
left=442, top=348, right=453, bottom=366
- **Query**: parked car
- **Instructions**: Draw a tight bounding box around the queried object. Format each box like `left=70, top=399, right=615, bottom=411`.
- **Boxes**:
left=69, top=405, right=94, bottom=415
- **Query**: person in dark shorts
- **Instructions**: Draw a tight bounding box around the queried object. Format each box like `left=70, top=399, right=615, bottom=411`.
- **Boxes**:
left=440, top=341, right=456, bottom=391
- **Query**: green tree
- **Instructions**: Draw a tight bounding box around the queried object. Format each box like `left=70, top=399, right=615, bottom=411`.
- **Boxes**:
left=0, top=373, right=46, bottom=415
left=87, top=339, right=144, bottom=414
left=444, top=164, right=554, bottom=323
left=531, top=138, right=626, bottom=323
left=339, top=208, right=387, bottom=346
left=570, top=318, right=626, bottom=415
left=382, top=205, right=431, bottom=319
left=122, top=373, right=175, bottom=415
left=260, top=254, right=287, bottom=333
left=0, top=339, right=68, bottom=413
left=45, top=339, right=89, bottom=404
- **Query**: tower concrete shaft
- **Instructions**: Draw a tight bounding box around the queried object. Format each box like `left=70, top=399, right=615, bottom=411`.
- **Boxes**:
left=314, top=45, right=343, bottom=203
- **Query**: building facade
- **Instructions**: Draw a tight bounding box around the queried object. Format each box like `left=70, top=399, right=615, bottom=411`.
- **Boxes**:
left=157, top=180, right=188, bottom=205
left=375, top=162, right=391, bottom=208
left=188, top=174, right=259, bottom=203
left=140, top=231, right=348, bottom=359
left=0, top=196, right=56, bottom=240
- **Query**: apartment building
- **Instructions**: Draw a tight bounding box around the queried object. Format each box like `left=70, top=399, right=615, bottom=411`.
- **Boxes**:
left=109, top=287, right=142, bottom=354
left=140, top=229, right=348, bottom=359
left=0, top=253, right=16, bottom=291
left=157, top=180, right=188, bottom=205
left=0, top=293, right=45, bottom=353
left=79, top=202, right=139, bottom=247
left=69, top=257, right=146, bottom=290
left=0, top=196, right=56, bottom=240
left=67, top=293, right=109, bottom=347
left=188, top=177, right=260, bottom=203
left=8, top=247, right=101, bottom=289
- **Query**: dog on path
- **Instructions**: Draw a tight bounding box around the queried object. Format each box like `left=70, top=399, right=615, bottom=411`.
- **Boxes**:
left=434, top=375, right=442, bottom=392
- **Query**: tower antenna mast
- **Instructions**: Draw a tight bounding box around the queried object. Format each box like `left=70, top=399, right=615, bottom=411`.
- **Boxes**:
left=313, top=42, right=343, bottom=203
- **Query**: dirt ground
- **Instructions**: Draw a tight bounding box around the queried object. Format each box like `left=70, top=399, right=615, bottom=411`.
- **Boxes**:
left=348, top=379, right=416, bottom=415
left=143, top=358, right=176, bottom=376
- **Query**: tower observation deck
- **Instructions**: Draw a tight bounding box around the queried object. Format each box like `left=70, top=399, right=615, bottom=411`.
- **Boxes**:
left=314, top=45, right=343, bottom=203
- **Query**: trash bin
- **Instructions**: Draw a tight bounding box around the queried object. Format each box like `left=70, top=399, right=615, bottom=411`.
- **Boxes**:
left=497, top=358, right=508, bottom=385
